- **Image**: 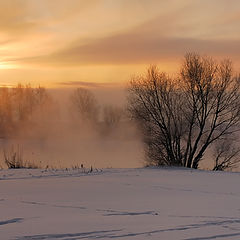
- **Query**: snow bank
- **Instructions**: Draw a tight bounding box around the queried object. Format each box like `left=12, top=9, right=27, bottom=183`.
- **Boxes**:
left=0, top=167, right=239, bottom=239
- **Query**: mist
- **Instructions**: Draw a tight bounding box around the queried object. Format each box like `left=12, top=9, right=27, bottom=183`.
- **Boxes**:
left=0, top=85, right=143, bottom=169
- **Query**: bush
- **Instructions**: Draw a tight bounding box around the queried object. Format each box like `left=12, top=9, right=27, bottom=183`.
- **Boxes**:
left=3, top=145, right=39, bottom=169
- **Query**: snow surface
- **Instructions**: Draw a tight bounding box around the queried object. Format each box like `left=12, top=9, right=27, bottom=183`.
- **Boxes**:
left=0, top=167, right=240, bottom=240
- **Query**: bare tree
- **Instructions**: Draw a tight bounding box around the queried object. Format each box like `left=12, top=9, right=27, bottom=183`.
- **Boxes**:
left=0, top=87, right=13, bottom=138
left=11, top=84, right=35, bottom=122
left=128, top=66, right=185, bottom=166
left=128, top=53, right=240, bottom=169
left=212, top=137, right=240, bottom=171
left=70, top=88, right=99, bottom=125
left=103, top=105, right=123, bottom=127
left=100, top=105, right=124, bottom=136
left=0, top=84, right=53, bottom=138
left=181, top=54, right=240, bottom=169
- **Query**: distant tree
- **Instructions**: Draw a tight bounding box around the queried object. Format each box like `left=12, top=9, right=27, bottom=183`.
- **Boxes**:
left=11, top=84, right=34, bottom=122
left=11, top=84, right=54, bottom=125
left=99, top=105, right=125, bottom=136
left=32, top=86, right=55, bottom=122
left=70, top=88, right=99, bottom=125
left=128, top=53, right=240, bottom=169
left=0, top=87, right=13, bottom=138
left=103, top=105, right=123, bottom=128
left=0, top=84, right=53, bottom=138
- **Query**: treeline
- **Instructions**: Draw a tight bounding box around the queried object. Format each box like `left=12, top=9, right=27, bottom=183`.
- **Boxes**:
left=0, top=85, right=136, bottom=169
left=0, top=84, right=129, bottom=140
left=0, top=84, right=54, bottom=138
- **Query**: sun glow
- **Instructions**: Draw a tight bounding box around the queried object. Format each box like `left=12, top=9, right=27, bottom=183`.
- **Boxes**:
left=0, top=61, right=19, bottom=69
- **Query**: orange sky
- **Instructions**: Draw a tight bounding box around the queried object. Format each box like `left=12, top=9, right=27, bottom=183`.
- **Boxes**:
left=0, top=0, right=240, bottom=88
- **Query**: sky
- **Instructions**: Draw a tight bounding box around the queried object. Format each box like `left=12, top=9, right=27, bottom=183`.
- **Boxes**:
left=0, top=0, right=240, bottom=88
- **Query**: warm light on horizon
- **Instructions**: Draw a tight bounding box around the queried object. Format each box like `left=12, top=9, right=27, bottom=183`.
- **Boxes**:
left=0, top=61, right=20, bottom=70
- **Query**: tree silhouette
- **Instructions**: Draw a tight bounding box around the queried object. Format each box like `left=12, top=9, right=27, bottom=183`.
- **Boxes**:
left=128, top=53, right=240, bottom=169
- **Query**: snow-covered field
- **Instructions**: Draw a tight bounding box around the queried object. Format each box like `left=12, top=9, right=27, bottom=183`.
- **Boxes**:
left=0, top=167, right=240, bottom=240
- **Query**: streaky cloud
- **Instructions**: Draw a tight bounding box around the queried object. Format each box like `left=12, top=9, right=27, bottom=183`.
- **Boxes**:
left=58, top=81, right=119, bottom=88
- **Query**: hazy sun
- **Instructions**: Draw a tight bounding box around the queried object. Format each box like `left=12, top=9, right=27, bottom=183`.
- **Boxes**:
left=0, top=61, right=19, bottom=69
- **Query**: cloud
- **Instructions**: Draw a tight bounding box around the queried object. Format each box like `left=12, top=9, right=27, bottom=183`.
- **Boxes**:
left=16, top=30, right=240, bottom=66
left=4, top=0, right=240, bottom=68
left=0, top=0, right=99, bottom=36
left=58, top=81, right=119, bottom=88
left=0, top=1, right=38, bottom=37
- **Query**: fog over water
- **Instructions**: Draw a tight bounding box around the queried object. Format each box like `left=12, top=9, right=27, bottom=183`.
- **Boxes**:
left=0, top=86, right=144, bottom=169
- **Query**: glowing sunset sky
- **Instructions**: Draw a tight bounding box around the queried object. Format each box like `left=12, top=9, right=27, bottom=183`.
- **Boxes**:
left=0, top=0, right=240, bottom=87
